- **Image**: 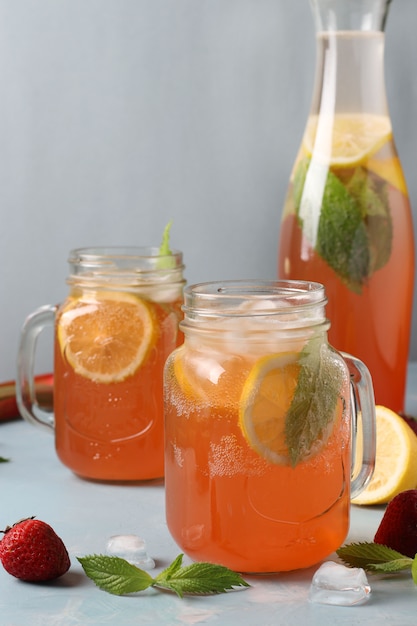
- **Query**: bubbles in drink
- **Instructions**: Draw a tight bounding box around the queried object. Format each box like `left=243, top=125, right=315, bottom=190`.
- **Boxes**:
left=208, top=435, right=265, bottom=478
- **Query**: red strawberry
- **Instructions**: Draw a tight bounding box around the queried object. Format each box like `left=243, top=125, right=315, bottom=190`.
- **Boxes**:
left=0, top=517, right=70, bottom=581
left=374, top=490, right=417, bottom=558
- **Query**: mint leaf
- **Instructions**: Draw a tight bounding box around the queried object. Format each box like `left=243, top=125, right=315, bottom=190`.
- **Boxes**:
left=78, top=553, right=250, bottom=598
left=159, top=220, right=173, bottom=257
left=293, top=158, right=369, bottom=293
left=293, top=157, right=310, bottom=209
left=155, top=559, right=250, bottom=598
left=156, top=553, right=184, bottom=579
left=336, top=542, right=413, bottom=573
left=77, top=555, right=154, bottom=595
left=285, top=337, right=345, bottom=467
left=315, top=170, right=369, bottom=293
left=0, top=457, right=9, bottom=463
left=411, top=556, right=417, bottom=584
left=346, top=168, right=392, bottom=274
left=293, top=159, right=392, bottom=294
left=156, top=220, right=176, bottom=270
left=370, top=558, right=415, bottom=573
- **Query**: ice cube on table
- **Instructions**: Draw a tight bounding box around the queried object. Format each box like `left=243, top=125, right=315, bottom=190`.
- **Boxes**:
left=105, top=535, right=155, bottom=570
left=309, top=561, right=371, bottom=606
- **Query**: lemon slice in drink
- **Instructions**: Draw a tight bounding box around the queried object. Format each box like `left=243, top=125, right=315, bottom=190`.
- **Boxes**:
left=239, top=352, right=301, bottom=465
left=57, top=291, right=155, bottom=383
left=352, top=405, right=417, bottom=506
left=366, top=155, right=407, bottom=194
left=303, top=113, right=392, bottom=168
left=174, top=351, right=248, bottom=406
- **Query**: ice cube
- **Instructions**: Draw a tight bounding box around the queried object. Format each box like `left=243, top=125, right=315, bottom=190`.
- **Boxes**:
left=105, top=535, right=155, bottom=570
left=309, top=561, right=371, bottom=606
left=207, top=298, right=314, bottom=355
left=146, top=285, right=183, bottom=303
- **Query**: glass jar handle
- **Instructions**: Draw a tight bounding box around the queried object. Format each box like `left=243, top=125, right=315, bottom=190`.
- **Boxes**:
left=16, top=304, right=57, bottom=432
left=342, top=353, right=376, bottom=499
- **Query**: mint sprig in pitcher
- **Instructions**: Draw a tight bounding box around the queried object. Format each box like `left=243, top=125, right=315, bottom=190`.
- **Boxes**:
left=278, top=0, right=414, bottom=413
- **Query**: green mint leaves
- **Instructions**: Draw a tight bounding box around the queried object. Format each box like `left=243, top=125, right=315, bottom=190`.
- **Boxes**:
left=156, top=220, right=176, bottom=270
left=158, top=220, right=173, bottom=257
left=77, top=553, right=250, bottom=598
left=285, top=337, right=345, bottom=467
left=154, top=555, right=249, bottom=597
left=78, top=555, right=154, bottom=595
left=293, top=159, right=392, bottom=294
left=345, top=167, right=392, bottom=274
left=337, top=542, right=417, bottom=583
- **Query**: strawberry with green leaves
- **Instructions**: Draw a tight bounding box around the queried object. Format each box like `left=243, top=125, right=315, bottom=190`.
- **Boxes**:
left=0, top=517, right=70, bottom=582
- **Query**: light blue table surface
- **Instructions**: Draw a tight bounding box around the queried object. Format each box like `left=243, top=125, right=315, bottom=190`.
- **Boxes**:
left=1, top=364, right=417, bottom=626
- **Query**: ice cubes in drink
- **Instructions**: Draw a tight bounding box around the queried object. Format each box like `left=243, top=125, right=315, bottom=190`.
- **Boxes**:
left=210, top=298, right=311, bottom=355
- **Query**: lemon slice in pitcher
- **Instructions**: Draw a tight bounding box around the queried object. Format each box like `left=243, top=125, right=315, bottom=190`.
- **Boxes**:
left=57, top=292, right=155, bottom=383
left=303, top=113, right=392, bottom=167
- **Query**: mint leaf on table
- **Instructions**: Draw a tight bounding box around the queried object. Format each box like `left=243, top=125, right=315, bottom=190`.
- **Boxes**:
left=78, top=553, right=250, bottom=598
left=336, top=542, right=414, bottom=574
left=285, top=337, right=344, bottom=467
left=77, top=556, right=154, bottom=595
left=154, top=554, right=249, bottom=598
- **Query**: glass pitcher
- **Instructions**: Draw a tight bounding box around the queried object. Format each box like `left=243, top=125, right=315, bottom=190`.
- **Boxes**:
left=278, top=0, right=414, bottom=413
left=164, top=280, right=376, bottom=572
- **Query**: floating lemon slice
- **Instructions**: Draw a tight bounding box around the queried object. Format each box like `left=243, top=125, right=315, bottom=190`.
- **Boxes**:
left=352, top=405, right=417, bottom=506
left=57, top=291, right=155, bottom=383
left=303, top=113, right=392, bottom=168
left=239, top=352, right=301, bottom=465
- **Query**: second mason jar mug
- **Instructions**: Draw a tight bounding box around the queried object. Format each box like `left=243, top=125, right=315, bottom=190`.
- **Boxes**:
left=17, top=246, right=186, bottom=482
left=164, top=280, right=376, bottom=572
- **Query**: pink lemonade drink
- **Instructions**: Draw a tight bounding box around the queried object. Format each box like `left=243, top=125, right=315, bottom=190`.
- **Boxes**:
left=18, top=246, right=185, bottom=481
left=54, top=289, right=183, bottom=481
left=164, top=281, right=375, bottom=572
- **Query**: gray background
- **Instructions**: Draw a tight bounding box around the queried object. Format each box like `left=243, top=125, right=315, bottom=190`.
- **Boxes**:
left=0, top=0, right=416, bottom=381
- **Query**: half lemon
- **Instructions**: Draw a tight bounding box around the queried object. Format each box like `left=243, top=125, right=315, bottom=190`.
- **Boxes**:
left=352, top=405, right=417, bottom=505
